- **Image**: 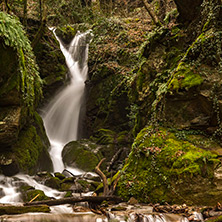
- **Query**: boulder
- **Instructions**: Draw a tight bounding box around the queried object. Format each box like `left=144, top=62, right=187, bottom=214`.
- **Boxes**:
left=62, top=139, right=103, bottom=172
left=0, top=112, right=53, bottom=176
left=117, top=126, right=222, bottom=206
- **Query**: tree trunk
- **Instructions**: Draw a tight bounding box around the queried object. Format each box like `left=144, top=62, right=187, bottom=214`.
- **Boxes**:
left=0, top=205, right=50, bottom=215
left=173, top=0, right=203, bottom=22
left=23, top=0, right=27, bottom=28
left=31, top=0, right=47, bottom=49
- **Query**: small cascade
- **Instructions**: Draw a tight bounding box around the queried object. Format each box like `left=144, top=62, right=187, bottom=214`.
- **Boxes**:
left=43, top=29, right=93, bottom=173
left=0, top=175, right=21, bottom=204
left=107, top=212, right=190, bottom=222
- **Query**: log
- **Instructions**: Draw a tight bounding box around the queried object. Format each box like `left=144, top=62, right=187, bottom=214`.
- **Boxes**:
left=24, top=196, right=122, bottom=207
left=0, top=204, right=50, bottom=215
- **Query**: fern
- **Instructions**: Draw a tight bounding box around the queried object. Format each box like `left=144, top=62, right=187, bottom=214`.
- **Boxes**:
left=0, top=12, right=42, bottom=114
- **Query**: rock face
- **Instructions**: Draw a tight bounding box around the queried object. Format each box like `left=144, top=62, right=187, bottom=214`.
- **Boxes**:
left=33, top=27, right=68, bottom=103
left=0, top=12, right=52, bottom=176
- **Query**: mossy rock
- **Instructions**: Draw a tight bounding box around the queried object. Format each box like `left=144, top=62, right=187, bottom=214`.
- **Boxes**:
left=54, top=172, right=66, bottom=180
left=168, top=62, right=203, bottom=91
left=45, top=177, right=61, bottom=190
left=55, top=25, right=77, bottom=44
left=0, top=112, right=52, bottom=176
left=117, top=126, right=222, bottom=206
left=62, top=139, right=103, bottom=172
left=0, top=107, right=23, bottom=149
left=22, top=189, right=50, bottom=202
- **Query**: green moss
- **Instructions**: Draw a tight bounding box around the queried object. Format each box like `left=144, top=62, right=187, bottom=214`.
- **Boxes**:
left=12, top=125, right=45, bottom=174
left=168, top=63, right=203, bottom=91
left=117, top=127, right=219, bottom=204
left=64, top=191, right=72, bottom=198
left=56, top=25, right=77, bottom=44
left=0, top=205, right=50, bottom=215
left=206, top=216, right=222, bottom=222
left=23, top=189, right=50, bottom=202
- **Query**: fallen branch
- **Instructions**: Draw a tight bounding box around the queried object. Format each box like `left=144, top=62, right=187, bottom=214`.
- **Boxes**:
left=95, top=158, right=109, bottom=196
left=24, top=196, right=122, bottom=207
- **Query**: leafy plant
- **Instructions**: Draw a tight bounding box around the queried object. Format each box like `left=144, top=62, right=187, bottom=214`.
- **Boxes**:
left=0, top=12, right=42, bottom=114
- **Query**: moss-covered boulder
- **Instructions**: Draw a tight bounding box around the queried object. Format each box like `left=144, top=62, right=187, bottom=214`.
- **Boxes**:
left=0, top=112, right=53, bottom=176
left=117, top=126, right=222, bottom=206
left=22, top=189, right=51, bottom=202
left=62, top=139, right=103, bottom=172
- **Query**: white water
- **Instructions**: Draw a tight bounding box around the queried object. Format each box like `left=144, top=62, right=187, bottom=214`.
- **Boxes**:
left=43, top=29, right=92, bottom=173
left=0, top=174, right=64, bottom=204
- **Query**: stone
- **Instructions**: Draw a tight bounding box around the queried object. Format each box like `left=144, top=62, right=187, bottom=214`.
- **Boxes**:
left=0, top=107, right=23, bottom=148
left=62, top=139, right=103, bottom=172
left=128, top=197, right=138, bottom=205
left=45, top=177, right=61, bottom=190
left=54, top=172, right=66, bottom=180
left=0, top=158, right=19, bottom=177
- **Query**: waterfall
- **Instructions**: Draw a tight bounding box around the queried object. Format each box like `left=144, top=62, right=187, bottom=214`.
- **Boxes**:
left=43, top=29, right=92, bottom=173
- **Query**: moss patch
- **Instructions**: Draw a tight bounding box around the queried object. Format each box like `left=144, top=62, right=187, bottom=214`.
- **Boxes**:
left=117, top=126, right=220, bottom=205
left=23, top=189, right=50, bottom=202
left=168, top=62, right=203, bottom=91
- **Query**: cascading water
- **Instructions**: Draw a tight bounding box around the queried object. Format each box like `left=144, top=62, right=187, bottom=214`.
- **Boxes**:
left=43, top=29, right=92, bottom=173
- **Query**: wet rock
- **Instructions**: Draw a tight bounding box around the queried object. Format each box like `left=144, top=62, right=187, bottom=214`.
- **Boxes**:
left=128, top=197, right=138, bottom=205
left=0, top=158, right=19, bottom=177
left=33, top=28, right=67, bottom=102
left=45, top=177, right=61, bottom=190
left=54, top=172, right=66, bottom=180
left=62, top=139, right=103, bottom=172
left=22, top=189, right=50, bottom=202
left=209, top=211, right=222, bottom=217
left=72, top=205, right=90, bottom=212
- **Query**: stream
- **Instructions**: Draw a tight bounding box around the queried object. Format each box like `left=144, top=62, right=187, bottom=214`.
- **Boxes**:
left=0, top=30, right=202, bottom=222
